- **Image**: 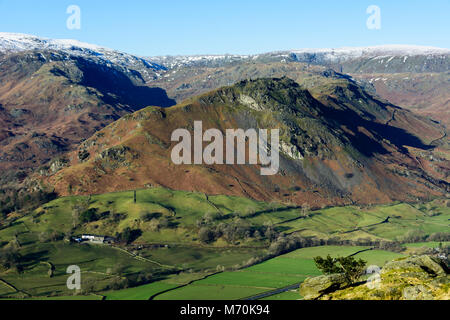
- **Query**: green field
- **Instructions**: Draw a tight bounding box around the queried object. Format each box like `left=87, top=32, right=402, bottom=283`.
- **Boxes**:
left=3, top=188, right=448, bottom=248
left=0, top=242, right=160, bottom=297
left=153, top=284, right=266, bottom=300
left=0, top=187, right=448, bottom=300
left=152, top=245, right=406, bottom=301
left=260, top=290, right=300, bottom=301
left=404, top=241, right=449, bottom=248
left=276, top=202, right=450, bottom=241
left=104, top=282, right=177, bottom=300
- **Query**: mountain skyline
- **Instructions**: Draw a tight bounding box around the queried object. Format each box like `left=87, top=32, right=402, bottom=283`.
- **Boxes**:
left=0, top=23, right=448, bottom=303
left=0, top=31, right=447, bottom=207
left=1, top=32, right=449, bottom=60
left=1, top=1, right=450, bottom=56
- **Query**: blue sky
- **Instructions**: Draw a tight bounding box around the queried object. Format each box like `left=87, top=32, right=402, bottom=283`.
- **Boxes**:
left=0, top=0, right=449, bottom=56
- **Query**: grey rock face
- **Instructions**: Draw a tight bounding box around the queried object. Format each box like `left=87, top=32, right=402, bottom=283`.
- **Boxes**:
left=300, top=273, right=347, bottom=300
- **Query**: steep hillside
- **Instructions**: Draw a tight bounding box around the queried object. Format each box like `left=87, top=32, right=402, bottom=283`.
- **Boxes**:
left=286, top=45, right=449, bottom=74
left=0, top=49, right=175, bottom=216
left=0, top=33, right=174, bottom=182
left=0, top=51, right=175, bottom=175
left=152, top=60, right=448, bottom=151
left=353, top=72, right=450, bottom=126
left=151, top=46, right=450, bottom=127
left=46, top=78, right=449, bottom=207
left=0, top=32, right=166, bottom=82
left=151, top=45, right=450, bottom=73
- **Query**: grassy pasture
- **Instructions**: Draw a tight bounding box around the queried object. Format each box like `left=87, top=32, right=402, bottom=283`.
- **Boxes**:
left=104, top=282, right=177, bottom=300
left=153, top=283, right=266, bottom=300
left=153, top=245, right=406, bottom=300
left=404, top=241, right=449, bottom=248
left=3, top=188, right=447, bottom=249
left=0, top=187, right=447, bottom=300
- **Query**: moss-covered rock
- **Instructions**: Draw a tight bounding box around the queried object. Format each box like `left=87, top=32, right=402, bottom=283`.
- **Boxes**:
left=315, top=255, right=449, bottom=300
left=299, top=273, right=347, bottom=300
left=381, top=255, right=448, bottom=277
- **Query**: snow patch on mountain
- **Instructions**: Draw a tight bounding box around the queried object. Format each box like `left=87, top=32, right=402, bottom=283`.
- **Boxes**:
left=0, top=32, right=105, bottom=52
left=1, top=33, right=448, bottom=72
left=290, top=45, right=449, bottom=57
left=150, top=54, right=251, bottom=69
left=286, top=45, right=449, bottom=64
left=149, top=45, right=449, bottom=69
left=0, top=33, right=166, bottom=80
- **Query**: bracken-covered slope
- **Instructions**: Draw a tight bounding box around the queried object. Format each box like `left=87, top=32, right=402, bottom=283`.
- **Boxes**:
left=46, top=77, right=449, bottom=207
left=151, top=46, right=450, bottom=127
left=353, top=72, right=450, bottom=126
left=0, top=50, right=175, bottom=187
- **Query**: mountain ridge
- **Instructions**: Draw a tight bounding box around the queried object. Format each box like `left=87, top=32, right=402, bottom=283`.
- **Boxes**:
left=0, top=33, right=448, bottom=212
left=45, top=77, right=449, bottom=207
left=0, top=32, right=166, bottom=82
left=0, top=49, right=175, bottom=201
left=3, top=33, right=448, bottom=72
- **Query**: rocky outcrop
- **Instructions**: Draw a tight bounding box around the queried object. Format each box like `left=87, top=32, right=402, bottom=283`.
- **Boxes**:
left=381, top=255, right=448, bottom=278
left=96, top=146, right=135, bottom=169
left=48, top=77, right=449, bottom=205
left=312, top=255, right=449, bottom=300
left=299, top=273, right=347, bottom=300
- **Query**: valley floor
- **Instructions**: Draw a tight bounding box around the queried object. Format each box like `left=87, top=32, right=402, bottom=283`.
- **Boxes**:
left=0, top=188, right=448, bottom=300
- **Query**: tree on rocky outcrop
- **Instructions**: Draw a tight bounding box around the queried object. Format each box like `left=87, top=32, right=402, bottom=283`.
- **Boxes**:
left=307, top=255, right=450, bottom=300
left=313, top=255, right=342, bottom=274
left=314, top=255, right=367, bottom=284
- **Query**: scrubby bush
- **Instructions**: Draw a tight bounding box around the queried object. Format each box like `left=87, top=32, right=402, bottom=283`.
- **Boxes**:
left=400, top=230, right=427, bottom=243
left=428, top=232, right=450, bottom=242
left=0, top=246, right=21, bottom=271
left=0, top=189, right=57, bottom=216
left=140, top=212, right=162, bottom=222
left=115, top=228, right=142, bottom=244
left=198, top=227, right=215, bottom=244
left=38, top=231, right=64, bottom=243
left=80, top=208, right=99, bottom=223
left=378, top=240, right=405, bottom=253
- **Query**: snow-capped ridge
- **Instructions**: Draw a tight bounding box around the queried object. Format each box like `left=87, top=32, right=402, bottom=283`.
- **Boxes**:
left=1, top=33, right=448, bottom=72
left=150, top=45, right=449, bottom=69
left=0, top=32, right=108, bottom=54
left=0, top=32, right=165, bottom=81
left=289, top=45, right=450, bottom=56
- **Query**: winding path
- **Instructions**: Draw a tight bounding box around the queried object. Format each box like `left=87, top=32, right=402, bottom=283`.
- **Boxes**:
left=429, top=132, right=447, bottom=146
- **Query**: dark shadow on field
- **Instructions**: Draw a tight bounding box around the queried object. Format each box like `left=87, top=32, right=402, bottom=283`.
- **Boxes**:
left=274, top=226, right=292, bottom=233
left=341, top=216, right=391, bottom=234
left=20, top=250, right=49, bottom=268
left=275, top=211, right=322, bottom=225
left=238, top=206, right=302, bottom=219
left=18, top=240, right=36, bottom=246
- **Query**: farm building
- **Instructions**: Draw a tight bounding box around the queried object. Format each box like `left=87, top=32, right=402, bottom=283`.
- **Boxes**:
left=73, top=235, right=115, bottom=244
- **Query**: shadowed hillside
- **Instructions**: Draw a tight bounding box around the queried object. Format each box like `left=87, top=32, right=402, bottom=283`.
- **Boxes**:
left=46, top=77, right=449, bottom=207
